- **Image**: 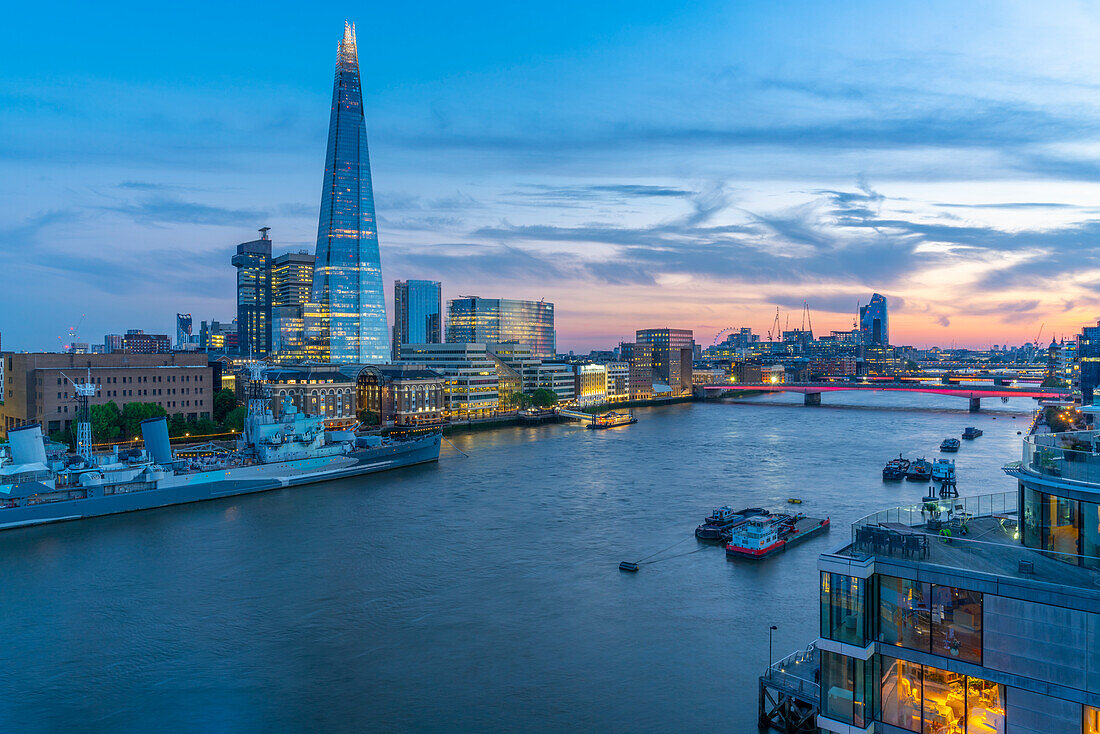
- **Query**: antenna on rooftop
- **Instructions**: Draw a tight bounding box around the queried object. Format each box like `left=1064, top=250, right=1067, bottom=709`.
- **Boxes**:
left=259, top=226, right=271, bottom=240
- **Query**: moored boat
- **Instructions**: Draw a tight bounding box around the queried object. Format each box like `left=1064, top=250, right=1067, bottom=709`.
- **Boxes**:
left=882, top=455, right=909, bottom=480
left=725, top=513, right=830, bottom=559
left=940, top=438, right=961, bottom=452
left=931, top=458, right=956, bottom=483
left=695, top=506, right=768, bottom=540
left=962, top=427, right=983, bottom=439
left=905, top=458, right=932, bottom=481
left=586, top=411, right=638, bottom=429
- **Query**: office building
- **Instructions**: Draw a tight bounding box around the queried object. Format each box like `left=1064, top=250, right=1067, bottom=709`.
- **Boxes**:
left=122, top=330, right=171, bottom=354
left=636, top=329, right=694, bottom=385
left=487, top=342, right=541, bottom=394
left=605, top=362, right=630, bottom=402
left=271, top=306, right=306, bottom=361
left=859, top=293, right=889, bottom=346
left=355, top=364, right=446, bottom=428
left=797, top=428, right=1100, bottom=733
left=619, top=342, right=653, bottom=401
left=447, top=297, right=556, bottom=359
left=393, top=280, right=442, bottom=361
left=0, top=352, right=214, bottom=438
left=536, top=363, right=576, bottom=403
left=310, top=22, right=390, bottom=364
left=573, top=364, right=608, bottom=406
left=399, top=343, right=499, bottom=420
left=233, top=228, right=273, bottom=356
left=1078, top=322, right=1100, bottom=404
left=104, top=334, right=123, bottom=353
left=236, top=365, right=356, bottom=426
left=199, top=320, right=237, bottom=353
left=272, top=251, right=315, bottom=308
left=176, top=314, right=193, bottom=349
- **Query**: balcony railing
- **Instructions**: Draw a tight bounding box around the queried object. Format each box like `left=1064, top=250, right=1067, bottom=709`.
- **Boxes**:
left=1021, top=430, right=1100, bottom=486
left=763, top=643, right=820, bottom=702
left=851, top=491, right=1016, bottom=541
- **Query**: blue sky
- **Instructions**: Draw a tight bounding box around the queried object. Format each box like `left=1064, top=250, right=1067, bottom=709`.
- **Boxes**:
left=4, top=1, right=1100, bottom=351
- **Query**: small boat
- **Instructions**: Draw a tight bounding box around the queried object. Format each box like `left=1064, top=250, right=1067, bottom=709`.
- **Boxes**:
left=940, top=438, right=961, bottom=452
left=618, top=561, right=639, bottom=572
left=587, top=411, right=638, bottom=429
left=962, top=427, right=983, bottom=439
left=725, top=513, right=830, bottom=559
left=787, top=498, right=802, bottom=504
left=905, top=458, right=932, bottom=481
left=882, top=455, right=909, bottom=480
left=931, top=458, right=956, bottom=483
left=695, top=506, right=768, bottom=540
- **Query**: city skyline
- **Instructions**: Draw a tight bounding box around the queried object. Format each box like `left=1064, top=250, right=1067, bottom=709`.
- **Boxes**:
left=6, top=3, right=1100, bottom=351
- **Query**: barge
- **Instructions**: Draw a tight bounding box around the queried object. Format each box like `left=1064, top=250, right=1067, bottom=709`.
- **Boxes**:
left=724, top=513, right=830, bottom=559
left=694, top=506, right=768, bottom=540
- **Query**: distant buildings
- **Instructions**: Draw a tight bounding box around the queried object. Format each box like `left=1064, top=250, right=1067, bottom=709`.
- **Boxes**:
left=1078, top=322, right=1100, bottom=404
left=636, top=329, right=694, bottom=395
left=859, top=293, right=889, bottom=346
left=393, top=280, right=442, bottom=361
left=272, top=251, right=315, bottom=309
left=619, top=342, right=654, bottom=401
left=104, top=334, right=123, bottom=352
left=310, top=23, right=390, bottom=364
left=199, top=320, right=237, bottom=352
left=232, top=228, right=273, bottom=356
left=399, top=343, right=501, bottom=420
left=446, top=297, right=556, bottom=359
left=176, top=314, right=194, bottom=349
left=121, top=330, right=171, bottom=354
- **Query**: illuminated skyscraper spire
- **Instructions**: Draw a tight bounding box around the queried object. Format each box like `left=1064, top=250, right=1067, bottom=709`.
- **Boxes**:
left=310, top=21, right=390, bottom=363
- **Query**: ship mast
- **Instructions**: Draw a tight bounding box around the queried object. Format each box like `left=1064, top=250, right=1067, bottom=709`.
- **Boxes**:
left=61, top=368, right=97, bottom=463
left=242, top=360, right=270, bottom=447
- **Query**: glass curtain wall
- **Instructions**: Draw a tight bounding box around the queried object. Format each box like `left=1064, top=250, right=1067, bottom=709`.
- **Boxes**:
left=879, top=576, right=982, bottom=664
left=820, top=651, right=871, bottom=727
left=880, top=657, right=1004, bottom=734
left=820, top=572, right=867, bottom=645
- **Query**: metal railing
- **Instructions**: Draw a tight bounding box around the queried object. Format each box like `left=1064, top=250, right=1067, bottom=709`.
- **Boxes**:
left=851, top=491, right=1016, bottom=541
left=763, top=644, right=820, bottom=701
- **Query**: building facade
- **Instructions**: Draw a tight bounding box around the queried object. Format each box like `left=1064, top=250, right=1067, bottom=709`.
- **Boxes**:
left=860, top=293, right=890, bottom=347
left=619, top=342, right=654, bottom=401
left=605, top=362, right=630, bottom=402
left=0, top=352, right=215, bottom=438
left=636, top=328, right=694, bottom=385
left=232, top=230, right=273, bottom=356
left=446, top=297, right=556, bottom=359
left=393, top=280, right=442, bottom=361
left=573, top=364, right=608, bottom=406
left=356, top=364, right=445, bottom=428
left=240, top=366, right=356, bottom=426
left=399, top=343, right=499, bottom=420
left=310, top=22, right=390, bottom=364
left=121, top=330, right=171, bottom=354
left=272, top=251, right=315, bottom=309
left=1078, top=322, right=1100, bottom=405
left=807, top=430, right=1100, bottom=734
left=536, top=363, right=576, bottom=403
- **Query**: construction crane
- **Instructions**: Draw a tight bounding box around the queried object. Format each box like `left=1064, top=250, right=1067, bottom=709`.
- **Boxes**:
left=767, top=307, right=781, bottom=341
left=801, top=301, right=814, bottom=338
left=1029, top=323, right=1045, bottom=364
left=58, top=313, right=87, bottom=352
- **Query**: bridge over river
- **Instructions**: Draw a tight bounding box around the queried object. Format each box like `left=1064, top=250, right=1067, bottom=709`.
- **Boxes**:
left=698, top=381, right=1072, bottom=411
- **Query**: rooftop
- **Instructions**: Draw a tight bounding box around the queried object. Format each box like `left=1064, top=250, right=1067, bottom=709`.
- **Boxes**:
left=832, top=491, right=1100, bottom=597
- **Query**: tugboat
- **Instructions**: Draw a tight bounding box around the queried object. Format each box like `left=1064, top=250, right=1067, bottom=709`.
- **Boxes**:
left=931, top=458, right=956, bottom=483
left=962, top=427, right=983, bottom=439
left=905, top=457, right=932, bottom=482
left=695, top=506, right=768, bottom=540
left=882, top=455, right=909, bottom=481
left=939, top=438, right=961, bottom=452
left=725, top=513, right=830, bottom=559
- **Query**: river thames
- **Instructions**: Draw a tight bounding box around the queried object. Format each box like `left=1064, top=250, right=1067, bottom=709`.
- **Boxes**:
left=0, top=393, right=1034, bottom=732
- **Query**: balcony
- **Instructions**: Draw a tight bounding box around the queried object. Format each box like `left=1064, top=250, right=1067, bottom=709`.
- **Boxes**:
left=837, top=492, right=1100, bottom=596
left=1017, top=430, right=1100, bottom=488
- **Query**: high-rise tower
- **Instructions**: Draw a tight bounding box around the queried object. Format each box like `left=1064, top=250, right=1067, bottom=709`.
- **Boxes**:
left=310, top=22, right=390, bottom=363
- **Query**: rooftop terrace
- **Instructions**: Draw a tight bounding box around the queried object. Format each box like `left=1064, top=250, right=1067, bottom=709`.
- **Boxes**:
left=833, top=492, right=1100, bottom=597
left=1016, top=429, right=1100, bottom=487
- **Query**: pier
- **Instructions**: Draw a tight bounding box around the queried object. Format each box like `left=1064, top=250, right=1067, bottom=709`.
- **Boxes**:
left=758, top=644, right=820, bottom=733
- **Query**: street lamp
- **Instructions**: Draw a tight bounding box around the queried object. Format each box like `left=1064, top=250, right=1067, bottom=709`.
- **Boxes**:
left=768, top=625, right=778, bottom=668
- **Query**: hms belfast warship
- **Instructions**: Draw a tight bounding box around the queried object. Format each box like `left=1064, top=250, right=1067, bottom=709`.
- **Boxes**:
left=0, top=368, right=440, bottom=530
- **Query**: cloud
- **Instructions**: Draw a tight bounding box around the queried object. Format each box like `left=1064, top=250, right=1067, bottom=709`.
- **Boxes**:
left=102, top=195, right=308, bottom=227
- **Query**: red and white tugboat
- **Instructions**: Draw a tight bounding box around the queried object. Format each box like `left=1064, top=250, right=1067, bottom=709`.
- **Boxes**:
left=724, top=512, right=830, bottom=559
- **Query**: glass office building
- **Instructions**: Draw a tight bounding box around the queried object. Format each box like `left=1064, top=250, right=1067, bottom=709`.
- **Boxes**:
left=232, top=231, right=273, bottom=357
left=446, top=297, right=555, bottom=360
left=859, top=293, right=889, bottom=346
left=393, top=280, right=442, bottom=361
left=310, top=22, right=390, bottom=364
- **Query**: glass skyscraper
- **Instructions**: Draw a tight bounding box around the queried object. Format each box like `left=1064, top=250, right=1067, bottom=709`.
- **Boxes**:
left=446, top=297, right=556, bottom=359
left=232, top=229, right=273, bottom=357
left=393, top=280, right=442, bottom=360
left=310, top=22, right=390, bottom=364
left=859, top=293, right=889, bottom=346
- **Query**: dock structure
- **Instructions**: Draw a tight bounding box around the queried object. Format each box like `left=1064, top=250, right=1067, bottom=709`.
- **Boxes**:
left=758, top=645, right=819, bottom=733
left=554, top=407, right=596, bottom=424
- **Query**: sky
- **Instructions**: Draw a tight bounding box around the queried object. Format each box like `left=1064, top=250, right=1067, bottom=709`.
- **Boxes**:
left=4, top=1, right=1100, bottom=352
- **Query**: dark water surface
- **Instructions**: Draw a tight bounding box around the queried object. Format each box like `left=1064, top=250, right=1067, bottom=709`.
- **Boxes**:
left=0, top=393, right=1033, bottom=732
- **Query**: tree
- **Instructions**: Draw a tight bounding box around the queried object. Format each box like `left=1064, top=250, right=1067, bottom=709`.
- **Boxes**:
left=90, top=401, right=122, bottom=442
left=213, top=389, right=239, bottom=424
left=119, top=402, right=167, bottom=441
left=168, top=412, right=188, bottom=438
left=1041, top=376, right=1068, bottom=388
left=904, top=359, right=920, bottom=372
left=223, top=406, right=247, bottom=433
left=510, top=391, right=533, bottom=409
left=357, top=409, right=380, bottom=426
left=531, top=388, right=559, bottom=408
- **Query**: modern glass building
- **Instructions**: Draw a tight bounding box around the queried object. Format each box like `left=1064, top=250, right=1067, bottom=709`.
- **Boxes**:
left=860, top=293, right=889, bottom=346
left=1078, top=322, right=1100, bottom=405
left=272, top=251, right=315, bottom=309
left=635, top=328, right=694, bottom=385
left=446, top=297, right=556, bottom=360
left=310, top=22, right=390, bottom=364
left=773, top=428, right=1100, bottom=733
left=232, top=230, right=273, bottom=356
left=393, top=280, right=442, bottom=361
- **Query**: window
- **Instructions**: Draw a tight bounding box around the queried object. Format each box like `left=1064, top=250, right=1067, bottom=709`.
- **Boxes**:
left=821, top=651, right=870, bottom=726
left=880, top=576, right=930, bottom=651
left=930, top=585, right=982, bottom=664
left=1045, top=493, right=1079, bottom=557
left=821, top=572, right=867, bottom=645
left=880, top=657, right=1004, bottom=734
left=1083, top=502, right=1100, bottom=570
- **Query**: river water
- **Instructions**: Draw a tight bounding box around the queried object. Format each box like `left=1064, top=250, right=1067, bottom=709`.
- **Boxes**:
left=0, top=392, right=1034, bottom=733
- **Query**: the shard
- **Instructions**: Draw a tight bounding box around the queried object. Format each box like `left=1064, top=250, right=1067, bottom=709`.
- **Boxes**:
left=310, top=21, right=390, bottom=363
